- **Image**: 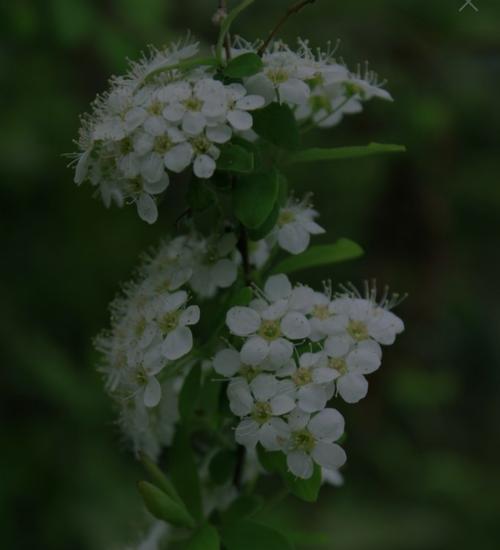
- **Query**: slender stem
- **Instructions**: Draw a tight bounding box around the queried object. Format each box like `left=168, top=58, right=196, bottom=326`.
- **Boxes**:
left=257, top=0, right=317, bottom=55
left=218, top=0, right=232, bottom=61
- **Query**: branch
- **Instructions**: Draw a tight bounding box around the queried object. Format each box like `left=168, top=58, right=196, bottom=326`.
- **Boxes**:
left=258, top=0, right=317, bottom=55
left=216, top=0, right=232, bottom=61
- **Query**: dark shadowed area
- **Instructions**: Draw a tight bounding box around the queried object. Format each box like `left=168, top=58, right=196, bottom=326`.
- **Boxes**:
left=1, top=0, right=499, bottom=548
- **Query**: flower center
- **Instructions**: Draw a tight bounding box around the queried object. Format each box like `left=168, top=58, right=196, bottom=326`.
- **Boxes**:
left=328, top=357, right=347, bottom=375
left=309, top=94, right=330, bottom=112
left=258, top=319, right=281, bottom=341
left=252, top=401, right=272, bottom=424
left=159, top=310, right=180, bottom=333
left=278, top=210, right=295, bottom=226
left=292, top=367, right=312, bottom=386
left=154, top=135, right=173, bottom=154
left=134, top=317, right=147, bottom=337
left=148, top=100, right=163, bottom=115
left=267, top=67, right=289, bottom=85
left=127, top=177, right=145, bottom=194
left=240, top=365, right=261, bottom=382
left=135, top=368, right=148, bottom=386
left=191, top=135, right=211, bottom=154
left=119, top=137, right=133, bottom=155
left=344, top=82, right=364, bottom=98
left=183, top=97, right=203, bottom=111
left=312, top=304, right=329, bottom=320
left=291, top=429, right=316, bottom=453
left=347, top=320, right=369, bottom=341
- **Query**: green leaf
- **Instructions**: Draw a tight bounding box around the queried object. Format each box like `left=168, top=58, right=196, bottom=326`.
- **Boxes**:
left=217, top=143, right=254, bottom=173
left=229, top=286, right=253, bottom=307
left=186, top=523, right=220, bottom=550
left=286, top=142, right=406, bottom=164
left=187, top=180, right=217, bottom=212
left=169, top=429, right=202, bottom=521
left=224, top=52, right=263, bottom=78
left=138, top=481, right=196, bottom=529
left=139, top=452, right=183, bottom=505
left=252, top=103, right=300, bottom=150
left=232, top=137, right=264, bottom=172
left=256, top=446, right=322, bottom=502
left=285, top=463, right=322, bottom=503
left=221, top=520, right=292, bottom=550
left=209, top=450, right=237, bottom=485
left=222, top=495, right=263, bottom=525
left=248, top=202, right=279, bottom=241
left=179, top=364, right=202, bottom=423
left=233, top=170, right=279, bottom=229
left=271, top=239, right=364, bottom=274
left=216, top=0, right=255, bottom=63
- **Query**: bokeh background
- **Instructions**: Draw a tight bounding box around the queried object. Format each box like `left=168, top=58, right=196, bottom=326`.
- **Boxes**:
left=2, top=0, right=500, bottom=548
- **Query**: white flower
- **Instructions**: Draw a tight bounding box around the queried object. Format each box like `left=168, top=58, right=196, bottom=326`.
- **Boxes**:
left=323, top=337, right=382, bottom=403
left=330, top=297, right=405, bottom=346
left=189, top=233, right=239, bottom=298
left=213, top=348, right=274, bottom=380
left=284, top=408, right=347, bottom=479
left=244, top=47, right=313, bottom=105
left=274, top=197, right=325, bottom=255
left=224, top=83, right=265, bottom=130
left=307, top=290, right=348, bottom=341
left=278, top=352, right=330, bottom=413
left=225, top=275, right=311, bottom=366
left=147, top=290, right=200, bottom=361
left=228, top=374, right=295, bottom=450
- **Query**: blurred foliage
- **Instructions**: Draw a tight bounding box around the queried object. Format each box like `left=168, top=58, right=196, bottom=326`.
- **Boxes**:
left=1, top=0, right=500, bottom=548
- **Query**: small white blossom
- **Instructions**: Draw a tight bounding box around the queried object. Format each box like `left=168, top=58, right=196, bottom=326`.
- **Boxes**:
left=284, top=408, right=347, bottom=479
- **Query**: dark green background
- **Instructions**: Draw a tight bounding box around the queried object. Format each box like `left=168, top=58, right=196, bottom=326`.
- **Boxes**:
left=2, top=1, right=499, bottom=548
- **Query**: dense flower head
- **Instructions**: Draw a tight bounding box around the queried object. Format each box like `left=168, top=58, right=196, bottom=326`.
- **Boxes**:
left=72, top=38, right=265, bottom=223
left=232, top=37, right=392, bottom=129
left=96, top=230, right=240, bottom=457
left=215, top=274, right=404, bottom=478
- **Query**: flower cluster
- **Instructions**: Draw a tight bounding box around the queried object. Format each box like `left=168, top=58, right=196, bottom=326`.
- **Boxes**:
left=97, top=231, right=240, bottom=458
left=73, top=39, right=265, bottom=223
left=214, top=274, right=404, bottom=478
left=235, top=38, right=392, bottom=128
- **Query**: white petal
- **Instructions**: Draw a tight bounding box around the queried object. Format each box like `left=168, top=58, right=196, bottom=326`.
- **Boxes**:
left=182, top=111, right=206, bottom=135
left=264, top=274, right=292, bottom=302
left=180, top=305, right=200, bottom=326
left=261, top=300, right=288, bottom=321
left=259, top=418, right=290, bottom=451
left=244, top=73, right=275, bottom=104
left=193, top=154, right=216, bottom=179
left=337, top=373, right=369, bottom=403
left=212, top=259, right=237, bottom=288
left=297, top=385, right=327, bottom=413
left=161, top=326, right=193, bottom=360
left=213, top=348, right=241, bottom=377
left=158, top=290, right=188, bottom=313
left=226, top=307, right=261, bottom=336
left=288, top=286, right=315, bottom=313
left=164, top=143, right=193, bottom=173
left=74, top=149, right=91, bottom=184
left=162, top=103, right=185, bottom=122
left=312, top=367, right=338, bottom=384
left=206, top=124, right=232, bottom=144
left=312, top=441, right=347, bottom=470
left=144, top=376, right=162, bottom=408
left=325, top=334, right=351, bottom=358
left=141, top=153, right=164, bottom=183
left=137, top=193, right=158, bottom=224
left=280, top=312, right=311, bottom=340
left=228, top=378, right=253, bottom=416
left=279, top=79, right=310, bottom=105
left=268, top=338, right=294, bottom=366
left=235, top=95, right=265, bottom=111
left=269, top=394, right=295, bottom=415
left=235, top=418, right=259, bottom=447
left=227, top=109, right=253, bottom=131
left=133, top=132, right=155, bottom=155
left=287, top=450, right=313, bottom=479
left=308, top=408, right=345, bottom=442
left=241, top=336, right=269, bottom=365
left=144, top=115, right=167, bottom=136
left=287, top=408, right=310, bottom=430
left=250, top=373, right=278, bottom=401
left=144, top=172, right=169, bottom=194
left=124, top=107, right=147, bottom=132
left=278, top=223, right=310, bottom=255
left=347, top=345, right=381, bottom=375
